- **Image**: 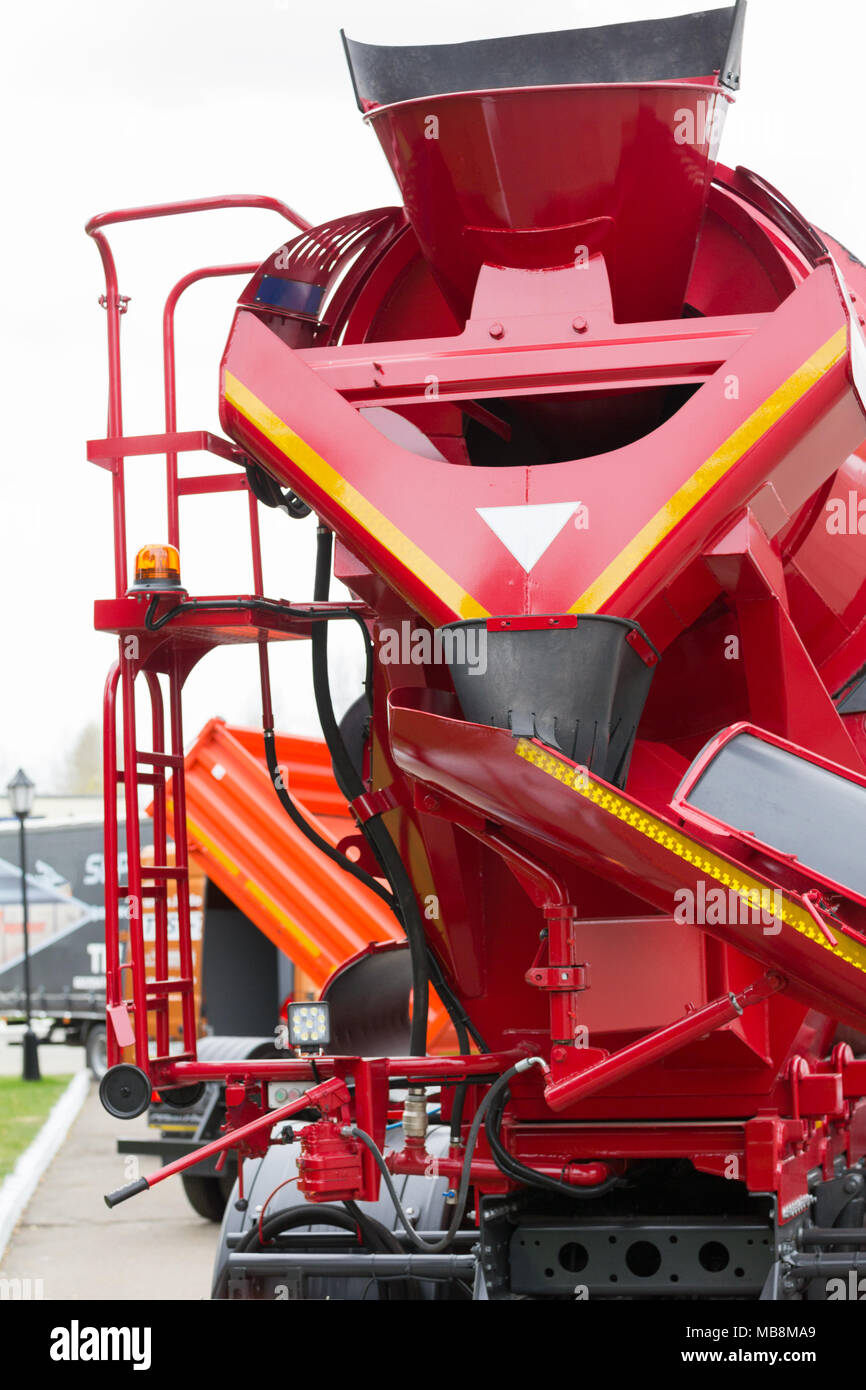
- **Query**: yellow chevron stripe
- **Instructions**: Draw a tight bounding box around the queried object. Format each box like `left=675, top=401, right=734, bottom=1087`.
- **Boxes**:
left=188, top=815, right=319, bottom=956
left=515, top=737, right=866, bottom=976
left=185, top=816, right=239, bottom=877
left=244, top=878, right=321, bottom=959
left=224, top=371, right=489, bottom=622
left=570, top=327, right=848, bottom=613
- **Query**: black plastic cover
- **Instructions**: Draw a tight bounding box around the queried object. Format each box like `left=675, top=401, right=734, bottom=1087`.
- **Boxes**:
left=342, top=4, right=743, bottom=109
left=442, top=615, right=658, bottom=789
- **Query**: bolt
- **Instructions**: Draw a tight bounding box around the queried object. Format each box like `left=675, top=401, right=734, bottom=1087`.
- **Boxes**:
left=572, top=316, right=588, bottom=334
left=422, top=794, right=440, bottom=813
left=843, top=1173, right=863, bottom=1193
left=488, top=321, right=505, bottom=339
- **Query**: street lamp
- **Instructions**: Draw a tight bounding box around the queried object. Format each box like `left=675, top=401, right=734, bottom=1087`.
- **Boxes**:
left=7, top=768, right=40, bottom=1081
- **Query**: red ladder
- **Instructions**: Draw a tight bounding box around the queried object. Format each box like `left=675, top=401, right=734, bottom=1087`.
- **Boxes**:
left=103, top=656, right=196, bottom=1071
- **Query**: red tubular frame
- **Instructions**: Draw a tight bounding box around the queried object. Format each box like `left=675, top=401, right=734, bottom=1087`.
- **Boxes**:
left=163, top=262, right=258, bottom=548
left=86, top=195, right=309, bottom=597
left=89, top=195, right=309, bottom=1075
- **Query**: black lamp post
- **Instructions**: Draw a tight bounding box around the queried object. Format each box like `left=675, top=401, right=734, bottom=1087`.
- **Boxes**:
left=7, top=768, right=40, bottom=1081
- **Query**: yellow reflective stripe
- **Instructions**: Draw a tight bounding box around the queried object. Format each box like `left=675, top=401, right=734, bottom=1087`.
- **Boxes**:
left=570, top=327, right=848, bottom=614
left=185, top=816, right=239, bottom=877
left=224, top=371, right=489, bottom=621
left=243, top=878, right=321, bottom=959
left=515, top=737, right=866, bottom=976
left=188, top=814, right=320, bottom=958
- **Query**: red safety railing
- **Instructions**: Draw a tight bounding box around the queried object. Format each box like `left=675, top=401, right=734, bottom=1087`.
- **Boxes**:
left=89, top=195, right=310, bottom=1073
left=86, top=195, right=310, bottom=595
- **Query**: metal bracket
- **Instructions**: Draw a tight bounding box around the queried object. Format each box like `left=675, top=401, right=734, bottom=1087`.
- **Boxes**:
left=525, top=964, right=589, bottom=991
left=350, top=785, right=398, bottom=822
left=99, top=292, right=131, bottom=314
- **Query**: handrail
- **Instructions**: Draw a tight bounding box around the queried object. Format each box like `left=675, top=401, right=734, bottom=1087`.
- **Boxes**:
left=85, top=193, right=311, bottom=236
left=163, top=263, right=259, bottom=548
left=86, top=194, right=310, bottom=594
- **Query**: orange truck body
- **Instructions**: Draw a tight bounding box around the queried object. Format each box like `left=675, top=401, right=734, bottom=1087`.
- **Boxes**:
left=160, top=719, right=451, bottom=1048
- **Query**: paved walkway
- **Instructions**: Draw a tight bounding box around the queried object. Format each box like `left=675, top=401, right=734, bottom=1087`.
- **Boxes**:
left=0, top=1035, right=218, bottom=1300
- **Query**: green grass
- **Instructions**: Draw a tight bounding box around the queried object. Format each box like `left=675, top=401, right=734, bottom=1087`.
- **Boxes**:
left=0, top=1075, right=73, bottom=1181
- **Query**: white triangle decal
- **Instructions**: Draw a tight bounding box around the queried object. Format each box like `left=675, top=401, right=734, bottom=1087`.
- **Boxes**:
left=476, top=501, right=581, bottom=571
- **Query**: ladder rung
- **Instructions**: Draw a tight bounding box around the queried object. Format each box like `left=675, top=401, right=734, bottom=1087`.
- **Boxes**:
left=116, top=770, right=163, bottom=787
left=143, top=865, right=188, bottom=879
left=152, top=1051, right=197, bottom=1067
left=117, top=884, right=167, bottom=899
left=146, top=978, right=194, bottom=995
left=136, top=750, right=183, bottom=769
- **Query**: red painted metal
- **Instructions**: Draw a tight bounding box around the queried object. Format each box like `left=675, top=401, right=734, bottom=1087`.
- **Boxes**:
left=386, top=1148, right=611, bottom=1189
left=89, top=12, right=866, bottom=1256
left=365, top=83, right=727, bottom=324
left=543, top=972, right=783, bottom=1112
left=86, top=195, right=308, bottom=598
left=163, top=265, right=258, bottom=547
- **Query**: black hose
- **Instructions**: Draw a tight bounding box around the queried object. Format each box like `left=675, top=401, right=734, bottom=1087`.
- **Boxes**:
left=237, top=1200, right=413, bottom=1299
left=342, top=1198, right=419, bottom=1298
left=342, top=1199, right=402, bottom=1255
left=311, top=526, right=428, bottom=1055
left=347, top=1059, right=546, bottom=1252
left=262, top=727, right=396, bottom=909
left=307, top=527, right=488, bottom=1056
left=144, top=595, right=372, bottom=657
left=485, top=1087, right=621, bottom=1201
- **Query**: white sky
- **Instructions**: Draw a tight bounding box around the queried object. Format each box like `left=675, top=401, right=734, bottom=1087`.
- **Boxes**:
left=1, top=0, right=864, bottom=791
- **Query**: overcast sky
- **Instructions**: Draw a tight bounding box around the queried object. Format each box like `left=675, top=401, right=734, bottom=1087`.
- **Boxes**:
left=2, top=0, right=864, bottom=793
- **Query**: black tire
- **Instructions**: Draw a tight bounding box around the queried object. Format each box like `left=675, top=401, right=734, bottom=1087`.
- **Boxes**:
left=182, top=1174, right=231, bottom=1222
left=84, top=1024, right=108, bottom=1080
left=158, top=1082, right=206, bottom=1109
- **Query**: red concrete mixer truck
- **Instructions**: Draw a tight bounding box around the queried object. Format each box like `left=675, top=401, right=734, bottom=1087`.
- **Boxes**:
left=86, top=3, right=866, bottom=1299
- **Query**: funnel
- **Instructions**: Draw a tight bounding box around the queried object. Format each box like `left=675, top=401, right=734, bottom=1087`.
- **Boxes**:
left=344, top=6, right=744, bottom=323
left=441, top=614, right=659, bottom=788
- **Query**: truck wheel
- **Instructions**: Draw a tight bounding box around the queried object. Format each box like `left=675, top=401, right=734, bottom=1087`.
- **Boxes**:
left=182, top=1174, right=230, bottom=1222
left=85, top=1024, right=108, bottom=1079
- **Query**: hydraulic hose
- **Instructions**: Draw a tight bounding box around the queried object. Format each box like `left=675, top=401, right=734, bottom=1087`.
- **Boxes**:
left=311, top=525, right=429, bottom=1055
left=344, top=1057, right=548, bottom=1252
left=262, top=726, right=396, bottom=909
left=236, top=1199, right=414, bottom=1299
left=485, top=1086, right=621, bottom=1201
left=237, top=1201, right=396, bottom=1253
